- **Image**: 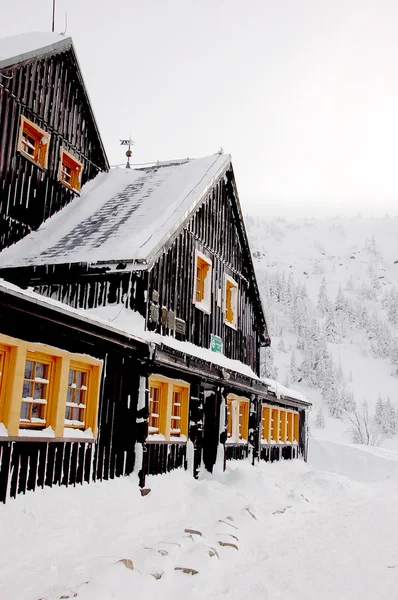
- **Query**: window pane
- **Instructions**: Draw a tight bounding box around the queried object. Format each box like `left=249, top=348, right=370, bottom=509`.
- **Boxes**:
left=22, top=381, right=32, bottom=398
left=76, top=371, right=83, bottom=388
left=32, top=403, right=44, bottom=419
left=20, top=403, right=29, bottom=420
left=34, top=383, right=46, bottom=400
left=24, top=360, right=34, bottom=379
left=68, top=369, right=75, bottom=386
left=65, top=406, right=73, bottom=420
left=35, top=362, right=48, bottom=380
left=67, top=388, right=73, bottom=403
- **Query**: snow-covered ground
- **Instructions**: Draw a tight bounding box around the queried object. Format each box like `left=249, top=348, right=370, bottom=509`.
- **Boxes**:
left=1, top=439, right=398, bottom=599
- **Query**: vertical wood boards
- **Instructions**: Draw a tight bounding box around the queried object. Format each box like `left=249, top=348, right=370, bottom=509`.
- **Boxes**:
left=0, top=47, right=108, bottom=251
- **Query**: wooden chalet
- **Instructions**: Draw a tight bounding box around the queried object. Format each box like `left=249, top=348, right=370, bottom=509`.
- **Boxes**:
left=0, top=33, right=310, bottom=502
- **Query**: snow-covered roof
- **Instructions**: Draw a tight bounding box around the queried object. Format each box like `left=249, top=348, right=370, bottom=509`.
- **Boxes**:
left=262, top=377, right=311, bottom=406
left=0, top=154, right=231, bottom=269
left=0, top=32, right=72, bottom=70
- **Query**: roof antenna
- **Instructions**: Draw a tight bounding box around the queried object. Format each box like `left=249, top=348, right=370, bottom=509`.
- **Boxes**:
left=52, top=0, right=56, bottom=32
left=61, top=13, right=68, bottom=35
left=120, top=136, right=135, bottom=169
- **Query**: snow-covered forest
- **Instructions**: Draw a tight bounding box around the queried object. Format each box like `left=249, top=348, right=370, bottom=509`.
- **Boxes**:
left=247, top=215, right=398, bottom=447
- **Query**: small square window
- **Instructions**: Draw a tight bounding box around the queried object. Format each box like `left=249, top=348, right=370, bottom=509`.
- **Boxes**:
left=20, top=354, right=53, bottom=428
left=65, top=366, right=89, bottom=428
left=148, top=376, right=190, bottom=440
left=224, top=275, right=238, bottom=329
left=193, top=250, right=212, bottom=313
left=17, top=116, right=50, bottom=169
left=59, top=148, right=83, bottom=193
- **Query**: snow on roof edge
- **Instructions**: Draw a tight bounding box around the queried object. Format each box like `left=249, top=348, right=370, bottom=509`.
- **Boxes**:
left=262, top=377, right=311, bottom=406
left=0, top=279, right=146, bottom=346
left=0, top=33, right=72, bottom=69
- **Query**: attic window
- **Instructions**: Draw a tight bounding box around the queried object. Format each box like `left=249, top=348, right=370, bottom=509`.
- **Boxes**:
left=193, top=250, right=212, bottom=313
left=18, top=116, right=50, bottom=169
left=224, top=274, right=238, bottom=329
left=59, top=148, right=83, bottom=193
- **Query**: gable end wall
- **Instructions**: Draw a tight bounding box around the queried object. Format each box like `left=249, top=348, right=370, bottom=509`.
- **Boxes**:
left=0, top=47, right=108, bottom=250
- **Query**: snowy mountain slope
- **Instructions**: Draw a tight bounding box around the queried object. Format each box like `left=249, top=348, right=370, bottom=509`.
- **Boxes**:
left=246, top=215, right=398, bottom=448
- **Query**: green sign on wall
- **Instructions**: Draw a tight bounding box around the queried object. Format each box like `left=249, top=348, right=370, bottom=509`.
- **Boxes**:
left=210, top=334, right=223, bottom=354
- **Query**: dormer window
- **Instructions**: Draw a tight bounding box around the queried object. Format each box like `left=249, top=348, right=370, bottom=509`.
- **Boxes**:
left=193, top=250, right=212, bottom=313
left=224, top=274, right=238, bottom=329
left=18, top=116, right=50, bottom=169
left=59, top=148, right=83, bottom=193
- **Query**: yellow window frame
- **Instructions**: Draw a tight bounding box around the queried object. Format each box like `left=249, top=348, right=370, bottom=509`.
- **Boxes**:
left=224, top=275, right=238, bottom=329
left=58, top=147, right=83, bottom=193
left=0, top=332, right=102, bottom=438
left=64, top=361, right=99, bottom=430
left=261, top=404, right=271, bottom=442
left=193, top=250, right=212, bottom=310
left=148, top=375, right=190, bottom=440
left=226, top=394, right=249, bottom=442
left=18, top=115, right=50, bottom=169
left=0, top=343, right=11, bottom=425
left=20, top=352, right=55, bottom=428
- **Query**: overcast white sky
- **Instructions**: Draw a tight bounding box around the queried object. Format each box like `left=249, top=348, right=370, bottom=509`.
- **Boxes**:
left=2, top=0, right=398, bottom=217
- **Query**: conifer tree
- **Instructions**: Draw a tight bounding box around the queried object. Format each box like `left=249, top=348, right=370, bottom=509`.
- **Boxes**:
left=317, top=277, right=331, bottom=316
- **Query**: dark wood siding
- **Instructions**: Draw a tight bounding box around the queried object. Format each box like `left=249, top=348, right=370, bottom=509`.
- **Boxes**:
left=148, top=174, right=262, bottom=373
left=0, top=46, right=108, bottom=250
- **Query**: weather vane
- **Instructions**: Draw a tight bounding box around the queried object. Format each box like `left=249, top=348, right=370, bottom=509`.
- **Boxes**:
left=120, top=137, right=135, bottom=169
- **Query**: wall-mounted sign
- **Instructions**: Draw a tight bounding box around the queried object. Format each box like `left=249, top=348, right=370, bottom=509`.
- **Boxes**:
left=149, top=302, right=159, bottom=323
left=167, top=310, right=176, bottom=330
left=175, top=318, right=186, bottom=335
left=210, top=334, right=223, bottom=353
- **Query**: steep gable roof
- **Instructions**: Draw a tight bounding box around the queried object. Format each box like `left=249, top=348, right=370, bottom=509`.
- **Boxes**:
left=0, top=154, right=230, bottom=268
left=0, top=32, right=109, bottom=172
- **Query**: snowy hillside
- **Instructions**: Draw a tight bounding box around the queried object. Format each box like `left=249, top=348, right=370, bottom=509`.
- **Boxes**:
left=246, top=215, right=398, bottom=448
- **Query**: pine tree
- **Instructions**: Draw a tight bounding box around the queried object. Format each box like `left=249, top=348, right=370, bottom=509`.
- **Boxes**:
left=261, top=346, right=278, bottom=379
left=375, top=395, right=385, bottom=428
left=335, top=286, right=345, bottom=313
left=317, top=277, right=331, bottom=316
left=325, top=311, right=340, bottom=342
left=385, top=397, right=395, bottom=437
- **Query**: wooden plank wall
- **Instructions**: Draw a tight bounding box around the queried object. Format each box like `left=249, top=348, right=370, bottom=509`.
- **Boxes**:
left=148, top=175, right=261, bottom=373
left=0, top=296, right=142, bottom=503
left=0, top=48, right=108, bottom=250
left=0, top=351, right=140, bottom=503
left=30, top=268, right=148, bottom=316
